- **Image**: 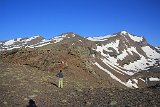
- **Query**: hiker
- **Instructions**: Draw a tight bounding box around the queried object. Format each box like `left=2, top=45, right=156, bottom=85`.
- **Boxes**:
left=26, top=99, right=37, bottom=107
left=56, top=70, right=64, bottom=88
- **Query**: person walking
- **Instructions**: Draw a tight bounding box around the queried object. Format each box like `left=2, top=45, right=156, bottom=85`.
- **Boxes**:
left=56, top=70, right=64, bottom=88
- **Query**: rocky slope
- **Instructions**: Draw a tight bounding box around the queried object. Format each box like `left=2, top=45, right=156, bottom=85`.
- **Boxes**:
left=1, top=31, right=160, bottom=107
left=0, top=31, right=160, bottom=89
left=0, top=62, right=160, bottom=107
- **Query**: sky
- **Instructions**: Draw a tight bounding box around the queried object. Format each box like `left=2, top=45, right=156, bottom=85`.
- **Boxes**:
left=0, top=0, right=160, bottom=46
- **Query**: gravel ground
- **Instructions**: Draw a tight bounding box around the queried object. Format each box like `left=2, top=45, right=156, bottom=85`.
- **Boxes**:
left=0, top=62, right=160, bottom=107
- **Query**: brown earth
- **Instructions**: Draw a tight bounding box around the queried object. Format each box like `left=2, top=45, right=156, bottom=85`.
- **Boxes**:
left=1, top=36, right=160, bottom=106
left=0, top=43, right=118, bottom=88
left=0, top=62, right=160, bottom=107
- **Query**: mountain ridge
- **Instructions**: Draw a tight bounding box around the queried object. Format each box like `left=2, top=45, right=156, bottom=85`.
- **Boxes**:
left=0, top=31, right=160, bottom=88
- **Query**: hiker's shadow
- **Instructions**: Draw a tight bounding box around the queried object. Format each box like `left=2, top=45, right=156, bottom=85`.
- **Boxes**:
left=26, top=99, right=37, bottom=107
left=48, top=82, right=58, bottom=88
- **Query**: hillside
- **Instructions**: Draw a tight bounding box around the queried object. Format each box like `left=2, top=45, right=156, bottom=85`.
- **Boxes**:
left=0, top=62, right=160, bottom=107
left=1, top=31, right=160, bottom=88
left=0, top=31, right=160, bottom=106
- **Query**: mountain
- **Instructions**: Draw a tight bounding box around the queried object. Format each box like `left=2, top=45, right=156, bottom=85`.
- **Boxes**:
left=0, top=35, right=51, bottom=51
left=0, top=31, right=160, bottom=88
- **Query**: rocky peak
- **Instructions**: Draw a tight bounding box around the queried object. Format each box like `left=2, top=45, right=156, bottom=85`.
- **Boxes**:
left=24, top=35, right=44, bottom=45
left=51, top=32, right=90, bottom=47
left=98, top=31, right=148, bottom=53
left=116, top=31, right=144, bottom=42
left=53, top=32, right=79, bottom=38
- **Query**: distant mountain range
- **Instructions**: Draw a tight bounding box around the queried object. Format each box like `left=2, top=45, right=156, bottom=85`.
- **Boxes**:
left=1, top=31, right=160, bottom=88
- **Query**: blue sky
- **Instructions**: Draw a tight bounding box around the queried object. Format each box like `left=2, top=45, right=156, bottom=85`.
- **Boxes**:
left=0, top=0, right=160, bottom=46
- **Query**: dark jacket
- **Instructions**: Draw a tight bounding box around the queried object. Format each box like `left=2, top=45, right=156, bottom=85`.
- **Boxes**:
left=56, top=71, right=64, bottom=78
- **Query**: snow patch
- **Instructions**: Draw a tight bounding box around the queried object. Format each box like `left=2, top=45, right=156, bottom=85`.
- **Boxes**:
left=26, top=36, right=41, bottom=42
left=123, top=56, right=155, bottom=71
left=95, top=40, right=120, bottom=54
left=102, top=58, right=134, bottom=75
left=120, top=31, right=128, bottom=35
left=101, top=58, right=124, bottom=75
left=128, top=33, right=143, bottom=42
left=142, top=46, right=160, bottom=59
left=4, top=40, right=15, bottom=46
left=126, top=47, right=138, bottom=55
left=94, top=62, right=126, bottom=85
left=139, top=78, right=145, bottom=82
left=132, top=79, right=138, bottom=84
left=79, top=40, right=82, bottom=42
left=105, top=40, right=120, bottom=53
left=94, top=62, right=138, bottom=88
left=16, top=38, right=22, bottom=41
left=32, top=42, right=51, bottom=48
left=6, top=46, right=21, bottom=50
left=149, top=77, right=160, bottom=81
left=51, top=34, right=70, bottom=43
left=61, top=34, right=68, bottom=38
left=52, top=36, right=64, bottom=43
left=126, top=79, right=138, bottom=88
left=87, top=34, right=116, bottom=41
left=72, top=34, right=76, bottom=37
left=117, top=49, right=128, bottom=60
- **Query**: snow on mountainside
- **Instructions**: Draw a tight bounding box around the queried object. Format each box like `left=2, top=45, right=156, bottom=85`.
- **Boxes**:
left=51, top=33, right=76, bottom=43
left=1, top=31, right=159, bottom=72
left=120, top=31, right=143, bottom=42
left=87, top=31, right=143, bottom=42
left=3, top=36, right=42, bottom=46
left=0, top=33, right=80, bottom=51
left=87, top=31, right=160, bottom=72
left=86, top=31, right=160, bottom=88
left=155, top=47, right=160, bottom=52
left=87, top=34, right=117, bottom=41
left=0, top=35, right=52, bottom=51
left=0, top=31, right=160, bottom=88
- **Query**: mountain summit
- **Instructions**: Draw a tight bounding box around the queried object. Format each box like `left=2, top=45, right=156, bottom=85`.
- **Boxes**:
left=0, top=31, right=160, bottom=88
